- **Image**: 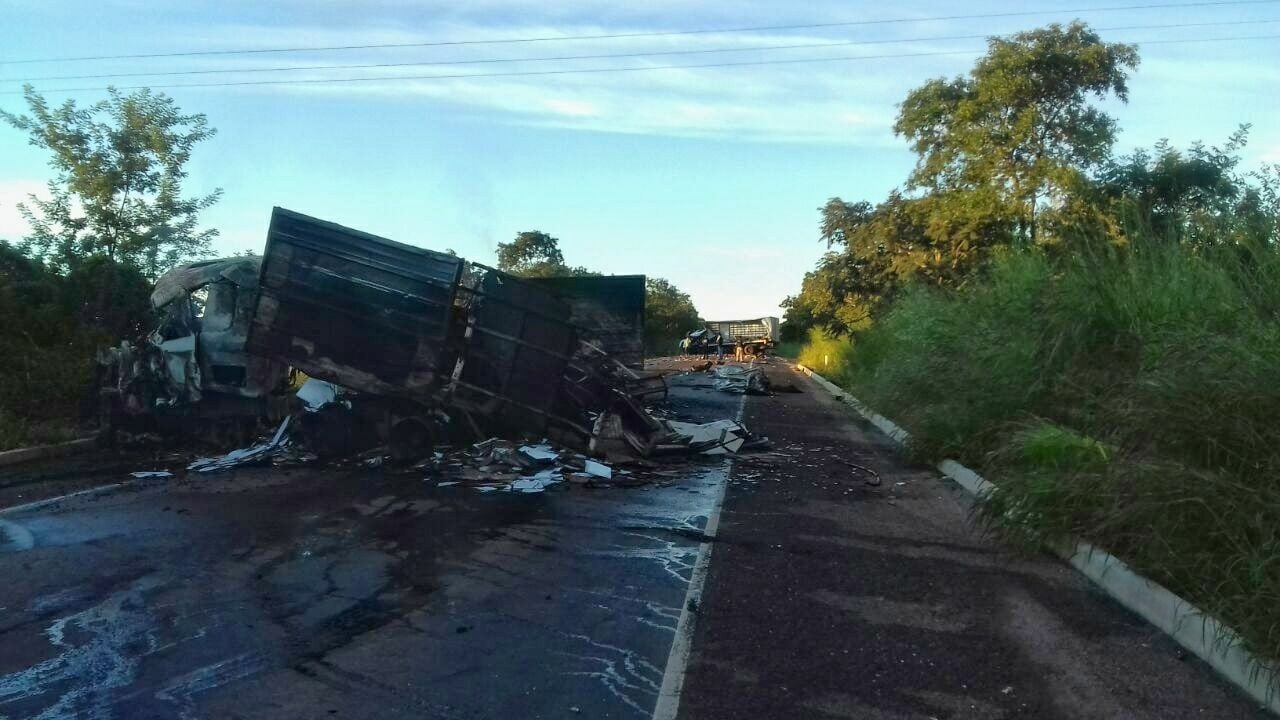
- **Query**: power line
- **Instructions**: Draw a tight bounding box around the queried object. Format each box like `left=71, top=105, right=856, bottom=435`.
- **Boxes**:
left=3, top=0, right=1277, bottom=65
left=5, top=18, right=1271, bottom=84
left=6, top=34, right=1275, bottom=96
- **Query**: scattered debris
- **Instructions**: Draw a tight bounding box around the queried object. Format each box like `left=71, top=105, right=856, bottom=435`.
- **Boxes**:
left=711, top=365, right=770, bottom=395
left=129, top=471, right=173, bottom=479
left=187, top=417, right=292, bottom=473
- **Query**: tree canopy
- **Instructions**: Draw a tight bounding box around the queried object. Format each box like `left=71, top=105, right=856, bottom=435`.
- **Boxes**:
left=895, top=22, right=1138, bottom=241
left=1, top=85, right=222, bottom=277
left=643, top=278, right=701, bottom=353
left=496, top=231, right=573, bottom=277
left=786, top=20, right=1277, bottom=340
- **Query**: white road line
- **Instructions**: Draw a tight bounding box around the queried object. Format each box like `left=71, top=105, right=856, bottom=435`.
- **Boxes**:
left=0, top=482, right=124, bottom=516
left=652, top=372, right=750, bottom=720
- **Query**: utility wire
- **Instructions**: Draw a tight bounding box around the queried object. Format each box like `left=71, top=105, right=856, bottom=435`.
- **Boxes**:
left=6, top=34, right=1274, bottom=96
left=5, top=18, right=1271, bottom=84
left=2, top=0, right=1277, bottom=65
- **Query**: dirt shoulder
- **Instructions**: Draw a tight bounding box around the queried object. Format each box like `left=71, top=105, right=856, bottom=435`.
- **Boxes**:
left=676, top=359, right=1266, bottom=719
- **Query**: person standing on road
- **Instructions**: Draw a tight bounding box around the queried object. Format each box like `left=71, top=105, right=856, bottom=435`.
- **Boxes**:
left=715, top=333, right=725, bottom=363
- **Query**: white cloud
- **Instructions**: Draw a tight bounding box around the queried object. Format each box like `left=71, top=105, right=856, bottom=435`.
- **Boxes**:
left=115, top=19, right=951, bottom=144
left=542, top=97, right=599, bottom=117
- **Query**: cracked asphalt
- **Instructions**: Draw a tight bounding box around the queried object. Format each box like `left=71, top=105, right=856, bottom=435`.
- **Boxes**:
left=0, top=372, right=739, bottom=720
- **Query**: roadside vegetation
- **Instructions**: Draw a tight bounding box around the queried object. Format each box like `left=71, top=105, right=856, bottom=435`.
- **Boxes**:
left=785, top=23, right=1280, bottom=667
left=0, top=86, right=218, bottom=450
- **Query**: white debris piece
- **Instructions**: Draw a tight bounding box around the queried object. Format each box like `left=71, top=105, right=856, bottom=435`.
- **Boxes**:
left=510, top=469, right=562, bottom=493
left=295, top=378, right=338, bottom=410
left=129, top=471, right=173, bottom=478
left=188, top=416, right=292, bottom=473
left=518, top=443, right=559, bottom=464
left=665, top=419, right=749, bottom=455
left=584, top=459, right=613, bottom=479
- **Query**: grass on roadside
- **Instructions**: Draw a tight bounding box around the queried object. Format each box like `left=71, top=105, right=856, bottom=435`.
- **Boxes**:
left=799, top=237, right=1280, bottom=670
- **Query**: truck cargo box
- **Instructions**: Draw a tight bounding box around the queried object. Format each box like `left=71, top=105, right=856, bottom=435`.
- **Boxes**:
left=247, top=207, right=464, bottom=398
left=530, top=275, right=646, bottom=369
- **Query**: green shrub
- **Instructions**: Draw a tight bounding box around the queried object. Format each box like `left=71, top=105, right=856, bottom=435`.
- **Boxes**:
left=796, top=234, right=1280, bottom=666
left=0, top=244, right=152, bottom=449
left=841, top=251, right=1050, bottom=462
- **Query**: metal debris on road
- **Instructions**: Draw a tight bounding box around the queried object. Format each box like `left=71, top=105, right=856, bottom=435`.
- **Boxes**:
left=186, top=416, right=292, bottom=473
left=711, top=365, right=770, bottom=395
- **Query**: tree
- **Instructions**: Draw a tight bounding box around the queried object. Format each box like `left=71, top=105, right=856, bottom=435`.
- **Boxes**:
left=644, top=278, right=701, bottom=353
left=784, top=189, right=1014, bottom=336
left=1, top=85, right=222, bottom=277
left=895, top=22, right=1138, bottom=242
left=1096, top=127, right=1251, bottom=245
left=496, top=231, right=569, bottom=277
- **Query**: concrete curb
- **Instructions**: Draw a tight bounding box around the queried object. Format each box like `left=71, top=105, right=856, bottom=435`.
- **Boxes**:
left=0, top=482, right=125, bottom=516
left=0, top=437, right=96, bottom=469
left=795, top=363, right=1279, bottom=714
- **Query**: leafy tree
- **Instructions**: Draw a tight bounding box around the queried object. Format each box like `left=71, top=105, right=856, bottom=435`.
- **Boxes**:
left=895, top=22, right=1138, bottom=241
left=1096, top=127, right=1251, bottom=244
left=644, top=278, right=701, bottom=353
left=1, top=85, right=221, bottom=277
left=785, top=189, right=1014, bottom=335
left=496, top=230, right=570, bottom=277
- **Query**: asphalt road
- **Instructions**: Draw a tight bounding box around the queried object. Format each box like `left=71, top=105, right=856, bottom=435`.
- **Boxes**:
left=0, top=360, right=1269, bottom=719
left=676, top=359, right=1269, bottom=720
left=0, top=372, right=740, bottom=720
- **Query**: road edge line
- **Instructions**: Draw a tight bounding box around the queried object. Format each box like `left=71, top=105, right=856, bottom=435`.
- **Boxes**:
left=651, top=387, right=748, bottom=720
left=795, top=362, right=1280, bottom=715
left=0, top=482, right=125, bottom=516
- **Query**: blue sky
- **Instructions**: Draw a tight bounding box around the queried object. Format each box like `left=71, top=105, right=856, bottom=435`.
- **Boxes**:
left=2, top=0, right=1278, bottom=318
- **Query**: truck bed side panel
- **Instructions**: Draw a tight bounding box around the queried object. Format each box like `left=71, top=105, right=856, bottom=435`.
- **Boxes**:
left=247, top=207, right=463, bottom=397
left=530, top=275, right=646, bottom=369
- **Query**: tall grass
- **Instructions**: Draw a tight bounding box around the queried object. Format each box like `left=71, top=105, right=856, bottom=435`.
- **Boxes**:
left=811, top=237, right=1280, bottom=668
left=796, top=328, right=858, bottom=384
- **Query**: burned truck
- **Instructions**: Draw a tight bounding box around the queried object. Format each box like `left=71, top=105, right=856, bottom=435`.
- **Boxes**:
left=684, top=317, right=781, bottom=357
left=95, top=256, right=290, bottom=445
left=98, top=207, right=659, bottom=459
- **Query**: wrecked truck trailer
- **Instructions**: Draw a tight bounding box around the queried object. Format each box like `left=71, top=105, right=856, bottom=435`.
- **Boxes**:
left=246, top=207, right=613, bottom=455
left=95, top=256, right=291, bottom=445
left=529, top=275, right=645, bottom=370
left=529, top=274, right=667, bottom=401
